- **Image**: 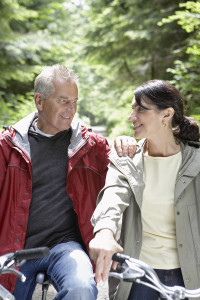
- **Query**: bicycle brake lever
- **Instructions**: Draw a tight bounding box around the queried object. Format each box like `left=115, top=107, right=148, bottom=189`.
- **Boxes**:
left=125, top=261, right=145, bottom=278
left=0, top=253, right=13, bottom=270
left=2, top=268, right=26, bottom=282
left=109, top=272, right=124, bottom=280
left=109, top=265, right=145, bottom=282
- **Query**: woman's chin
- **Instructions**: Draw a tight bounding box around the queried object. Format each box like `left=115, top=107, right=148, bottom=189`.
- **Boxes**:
left=134, top=132, right=142, bottom=139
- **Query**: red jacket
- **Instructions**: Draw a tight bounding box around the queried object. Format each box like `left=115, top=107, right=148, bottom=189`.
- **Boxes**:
left=0, top=112, right=110, bottom=292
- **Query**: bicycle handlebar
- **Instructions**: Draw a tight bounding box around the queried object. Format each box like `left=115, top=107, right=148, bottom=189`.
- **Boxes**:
left=13, top=247, right=50, bottom=262
left=112, top=253, right=131, bottom=264
left=0, top=247, right=50, bottom=300
left=110, top=253, right=200, bottom=300
left=0, top=247, right=50, bottom=270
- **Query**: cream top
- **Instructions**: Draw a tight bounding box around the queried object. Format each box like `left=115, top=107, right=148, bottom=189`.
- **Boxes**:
left=139, top=151, right=182, bottom=269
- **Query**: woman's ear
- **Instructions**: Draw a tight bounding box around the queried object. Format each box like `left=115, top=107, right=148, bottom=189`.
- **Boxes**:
left=162, top=107, right=174, bottom=126
left=34, top=93, right=43, bottom=111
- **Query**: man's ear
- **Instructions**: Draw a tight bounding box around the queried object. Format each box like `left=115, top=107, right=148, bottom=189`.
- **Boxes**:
left=34, top=93, right=43, bottom=111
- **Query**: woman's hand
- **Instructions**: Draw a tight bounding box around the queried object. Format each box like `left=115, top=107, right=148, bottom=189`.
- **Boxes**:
left=89, top=229, right=123, bottom=283
left=114, top=136, right=137, bottom=158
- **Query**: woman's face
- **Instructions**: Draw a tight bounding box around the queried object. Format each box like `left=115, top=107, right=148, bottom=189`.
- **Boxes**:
left=128, top=96, right=165, bottom=140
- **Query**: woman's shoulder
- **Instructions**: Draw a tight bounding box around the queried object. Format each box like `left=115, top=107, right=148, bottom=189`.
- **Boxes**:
left=181, top=141, right=200, bottom=174
left=108, top=140, right=144, bottom=176
left=181, top=141, right=200, bottom=155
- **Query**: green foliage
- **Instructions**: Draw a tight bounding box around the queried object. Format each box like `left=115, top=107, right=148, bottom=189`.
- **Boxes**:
left=0, top=0, right=81, bottom=125
left=159, top=1, right=200, bottom=116
left=159, top=2, right=200, bottom=33
left=78, top=0, right=188, bottom=137
left=0, top=92, right=35, bottom=128
left=1, top=0, right=200, bottom=137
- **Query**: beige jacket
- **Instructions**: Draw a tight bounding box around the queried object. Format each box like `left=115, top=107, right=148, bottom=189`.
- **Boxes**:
left=91, top=139, right=200, bottom=300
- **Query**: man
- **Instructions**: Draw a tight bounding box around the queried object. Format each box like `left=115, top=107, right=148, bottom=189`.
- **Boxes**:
left=0, top=64, right=136, bottom=300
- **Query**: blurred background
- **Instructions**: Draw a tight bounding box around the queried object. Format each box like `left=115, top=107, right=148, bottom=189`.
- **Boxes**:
left=0, top=0, right=200, bottom=140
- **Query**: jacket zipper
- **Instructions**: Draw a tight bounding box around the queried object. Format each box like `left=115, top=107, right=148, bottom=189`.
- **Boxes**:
left=68, top=137, right=89, bottom=160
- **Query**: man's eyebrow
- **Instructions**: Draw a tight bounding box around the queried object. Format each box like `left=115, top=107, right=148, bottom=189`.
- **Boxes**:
left=60, top=96, right=79, bottom=100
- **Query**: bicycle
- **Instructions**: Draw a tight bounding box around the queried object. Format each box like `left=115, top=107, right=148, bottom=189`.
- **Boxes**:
left=109, top=253, right=200, bottom=300
left=0, top=247, right=50, bottom=300
left=36, top=271, right=51, bottom=300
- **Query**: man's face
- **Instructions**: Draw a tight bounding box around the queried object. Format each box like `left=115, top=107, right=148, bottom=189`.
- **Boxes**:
left=35, top=78, right=78, bottom=134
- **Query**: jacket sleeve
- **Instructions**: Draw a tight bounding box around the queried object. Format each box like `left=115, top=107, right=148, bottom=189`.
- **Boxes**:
left=90, top=132, right=110, bottom=182
left=93, top=133, right=110, bottom=164
left=0, top=132, right=8, bottom=196
left=91, top=161, right=132, bottom=238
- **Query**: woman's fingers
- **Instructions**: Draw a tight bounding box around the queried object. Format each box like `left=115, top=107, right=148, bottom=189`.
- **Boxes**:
left=89, top=229, right=123, bottom=283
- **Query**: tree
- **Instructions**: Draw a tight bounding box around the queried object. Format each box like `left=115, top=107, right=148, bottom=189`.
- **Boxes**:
left=79, top=0, right=189, bottom=137
left=0, top=0, right=82, bottom=127
left=159, top=1, right=200, bottom=121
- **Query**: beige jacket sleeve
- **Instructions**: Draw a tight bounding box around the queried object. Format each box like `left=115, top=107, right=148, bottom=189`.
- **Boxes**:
left=91, top=160, right=132, bottom=238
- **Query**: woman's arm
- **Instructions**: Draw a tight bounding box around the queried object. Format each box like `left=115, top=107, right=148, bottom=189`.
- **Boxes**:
left=89, top=162, right=132, bottom=283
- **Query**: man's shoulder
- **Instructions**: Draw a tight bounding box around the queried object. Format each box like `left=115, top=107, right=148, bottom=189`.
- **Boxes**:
left=12, top=112, right=37, bottom=133
left=87, top=132, right=110, bottom=158
left=87, top=129, right=108, bottom=143
left=0, top=126, right=15, bottom=140
left=72, top=119, right=109, bottom=144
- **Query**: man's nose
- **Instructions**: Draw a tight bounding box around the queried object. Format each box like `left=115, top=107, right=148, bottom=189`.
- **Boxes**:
left=66, top=102, right=76, bottom=110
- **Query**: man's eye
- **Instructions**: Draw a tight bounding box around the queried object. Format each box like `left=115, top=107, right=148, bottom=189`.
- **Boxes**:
left=59, top=99, right=78, bottom=105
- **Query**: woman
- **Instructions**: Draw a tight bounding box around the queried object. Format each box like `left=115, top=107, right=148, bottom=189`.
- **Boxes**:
left=89, top=80, right=200, bottom=300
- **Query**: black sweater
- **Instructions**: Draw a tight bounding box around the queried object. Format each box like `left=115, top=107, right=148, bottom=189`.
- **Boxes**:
left=25, top=127, right=80, bottom=249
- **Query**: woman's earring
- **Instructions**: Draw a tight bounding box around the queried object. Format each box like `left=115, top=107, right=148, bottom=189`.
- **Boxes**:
left=162, top=121, right=166, bottom=127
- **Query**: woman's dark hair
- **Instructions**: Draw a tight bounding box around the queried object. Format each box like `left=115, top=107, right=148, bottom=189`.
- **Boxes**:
left=134, top=79, right=200, bottom=142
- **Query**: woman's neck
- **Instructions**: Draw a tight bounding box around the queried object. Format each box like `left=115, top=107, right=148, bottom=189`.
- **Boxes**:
left=144, top=136, right=180, bottom=157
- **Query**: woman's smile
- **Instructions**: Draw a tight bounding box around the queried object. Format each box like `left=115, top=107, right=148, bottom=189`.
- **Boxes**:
left=133, top=124, right=142, bottom=130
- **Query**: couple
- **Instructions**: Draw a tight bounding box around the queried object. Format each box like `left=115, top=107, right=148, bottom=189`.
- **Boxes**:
left=1, top=64, right=200, bottom=300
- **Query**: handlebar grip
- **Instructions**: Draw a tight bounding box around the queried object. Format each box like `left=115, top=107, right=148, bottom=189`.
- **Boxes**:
left=112, top=253, right=130, bottom=263
left=14, top=247, right=50, bottom=261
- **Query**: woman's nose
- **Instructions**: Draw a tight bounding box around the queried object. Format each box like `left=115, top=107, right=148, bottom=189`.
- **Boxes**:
left=128, top=111, right=137, bottom=122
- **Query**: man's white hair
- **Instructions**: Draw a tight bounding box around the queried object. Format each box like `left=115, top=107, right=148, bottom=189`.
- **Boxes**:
left=34, top=64, right=79, bottom=99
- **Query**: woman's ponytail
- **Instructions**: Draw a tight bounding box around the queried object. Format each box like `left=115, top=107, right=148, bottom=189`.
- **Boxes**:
left=173, top=116, right=200, bottom=142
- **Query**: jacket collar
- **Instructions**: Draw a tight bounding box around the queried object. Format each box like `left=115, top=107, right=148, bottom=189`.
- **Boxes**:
left=110, top=138, right=200, bottom=178
left=12, top=112, right=37, bottom=137
left=11, top=112, right=37, bottom=156
left=11, top=111, right=88, bottom=157
left=68, top=118, right=88, bottom=157
left=109, top=138, right=200, bottom=185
